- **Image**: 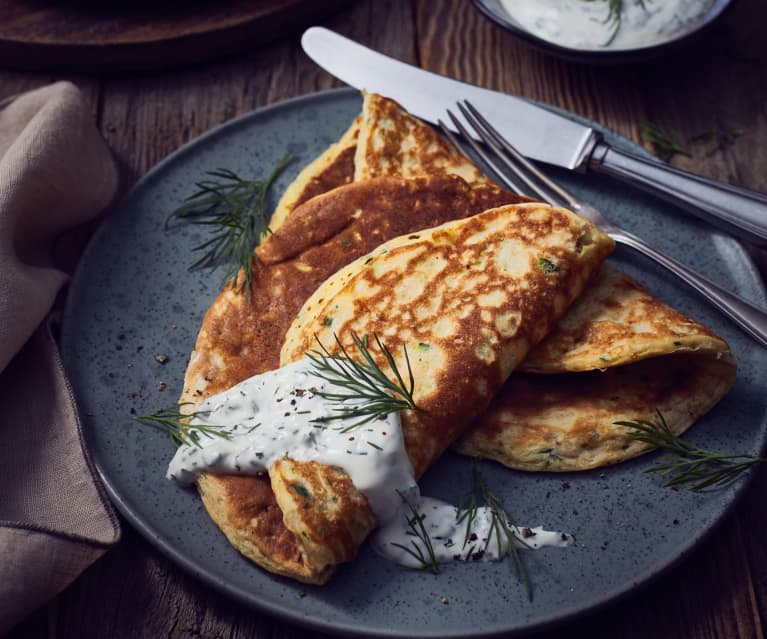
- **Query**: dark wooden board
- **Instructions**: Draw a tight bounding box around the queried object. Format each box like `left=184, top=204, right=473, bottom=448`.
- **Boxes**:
left=0, top=0, right=354, bottom=72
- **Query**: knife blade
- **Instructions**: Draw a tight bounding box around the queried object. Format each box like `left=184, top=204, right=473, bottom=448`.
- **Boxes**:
left=302, top=27, right=767, bottom=247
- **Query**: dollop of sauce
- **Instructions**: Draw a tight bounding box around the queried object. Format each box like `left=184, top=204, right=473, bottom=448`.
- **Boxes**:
left=373, top=496, right=574, bottom=567
left=167, top=358, right=414, bottom=522
left=499, top=0, right=714, bottom=51
left=167, top=358, right=573, bottom=568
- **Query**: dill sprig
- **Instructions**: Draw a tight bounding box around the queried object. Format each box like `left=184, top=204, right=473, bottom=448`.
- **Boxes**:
left=135, top=403, right=230, bottom=448
left=617, top=410, right=767, bottom=490
left=390, top=491, right=439, bottom=574
left=639, top=121, right=692, bottom=162
left=582, top=0, right=647, bottom=46
left=691, top=126, right=744, bottom=156
left=307, top=332, right=421, bottom=433
left=457, top=462, right=531, bottom=599
left=167, top=153, right=291, bottom=297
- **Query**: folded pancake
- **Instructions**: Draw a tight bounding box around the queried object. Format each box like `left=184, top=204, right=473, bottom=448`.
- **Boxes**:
left=185, top=196, right=613, bottom=583
left=280, top=203, right=614, bottom=478
left=269, top=89, right=488, bottom=235
left=179, top=94, right=523, bottom=584
left=353, top=92, right=490, bottom=185
left=454, top=264, right=736, bottom=471
left=268, top=115, right=360, bottom=233
left=181, top=175, right=529, bottom=583
left=183, top=176, right=520, bottom=400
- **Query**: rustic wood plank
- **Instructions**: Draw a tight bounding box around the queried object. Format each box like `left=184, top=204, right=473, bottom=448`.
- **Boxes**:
left=38, top=527, right=331, bottom=639
left=738, top=466, right=767, bottom=636
left=640, top=0, right=767, bottom=190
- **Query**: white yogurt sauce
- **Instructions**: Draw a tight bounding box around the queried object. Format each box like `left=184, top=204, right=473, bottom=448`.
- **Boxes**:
left=498, top=0, right=714, bottom=50
left=167, top=358, right=572, bottom=568
left=373, top=497, right=574, bottom=567
left=167, top=358, right=414, bottom=522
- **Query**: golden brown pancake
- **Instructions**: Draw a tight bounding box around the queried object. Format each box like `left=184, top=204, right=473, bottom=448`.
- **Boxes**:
left=180, top=91, right=515, bottom=583
left=183, top=177, right=522, bottom=399
left=521, top=263, right=731, bottom=373
left=268, top=115, right=360, bottom=233
left=454, top=265, right=736, bottom=471
left=269, top=200, right=613, bottom=578
left=281, top=202, right=614, bottom=478
left=182, top=175, right=528, bottom=583
left=354, top=92, right=490, bottom=185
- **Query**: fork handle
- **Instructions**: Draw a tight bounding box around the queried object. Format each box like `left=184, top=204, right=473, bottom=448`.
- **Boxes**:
left=614, top=228, right=767, bottom=348
left=590, top=142, right=767, bottom=247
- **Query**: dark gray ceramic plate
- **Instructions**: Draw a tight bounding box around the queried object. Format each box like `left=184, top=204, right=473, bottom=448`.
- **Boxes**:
left=60, top=88, right=767, bottom=638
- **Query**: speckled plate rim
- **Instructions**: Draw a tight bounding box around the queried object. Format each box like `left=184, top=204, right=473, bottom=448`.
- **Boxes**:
left=60, top=87, right=767, bottom=638
left=471, top=0, right=737, bottom=64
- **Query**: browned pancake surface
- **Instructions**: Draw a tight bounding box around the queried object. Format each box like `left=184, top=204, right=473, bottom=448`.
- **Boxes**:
left=181, top=175, right=524, bottom=581
left=457, top=353, right=735, bottom=471
left=268, top=115, right=360, bottom=232
left=521, top=264, right=727, bottom=373
left=185, top=176, right=524, bottom=396
left=282, top=202, right=615, bottom=477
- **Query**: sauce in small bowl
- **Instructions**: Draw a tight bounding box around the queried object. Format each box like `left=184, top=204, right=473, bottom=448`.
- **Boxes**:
left=473, top=0, right=735, bottom=62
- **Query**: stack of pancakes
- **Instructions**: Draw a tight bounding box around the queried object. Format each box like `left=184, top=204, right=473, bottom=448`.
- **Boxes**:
left=178, top=92, right=735, bottom=583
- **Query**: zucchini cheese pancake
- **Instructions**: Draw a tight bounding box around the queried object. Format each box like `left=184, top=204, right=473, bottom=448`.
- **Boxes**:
left=455, top=264, right=735, bottom=471
left=176, top=92, right=732, bottom=583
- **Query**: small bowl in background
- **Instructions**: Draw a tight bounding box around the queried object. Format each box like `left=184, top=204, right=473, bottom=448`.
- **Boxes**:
left=472, top=0, right=736, bottom=64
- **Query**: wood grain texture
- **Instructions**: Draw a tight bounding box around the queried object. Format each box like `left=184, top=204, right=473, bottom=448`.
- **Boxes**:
left=4, top=0, right=767, bottom=637
left=415, top=1, right=647, bottom=142
left=0, top=0, right=354, bottom=72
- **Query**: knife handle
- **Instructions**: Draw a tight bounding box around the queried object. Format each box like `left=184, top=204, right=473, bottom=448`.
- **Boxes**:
left=589, top=141, right=767, bottom=247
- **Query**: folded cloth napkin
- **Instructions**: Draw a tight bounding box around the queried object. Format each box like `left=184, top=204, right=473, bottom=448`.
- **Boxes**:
left=0, top=82, right=121, bottom=635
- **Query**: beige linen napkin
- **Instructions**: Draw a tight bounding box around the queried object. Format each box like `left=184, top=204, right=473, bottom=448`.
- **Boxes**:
left=0, top=82, right=121, bottom=635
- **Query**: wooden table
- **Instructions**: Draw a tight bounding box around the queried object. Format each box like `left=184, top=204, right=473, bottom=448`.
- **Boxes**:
left=5, top=0, right=766, bottom=636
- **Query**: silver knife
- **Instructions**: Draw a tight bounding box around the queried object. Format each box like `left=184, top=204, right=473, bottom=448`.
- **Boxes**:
left=302, top=27, right=767, bottom=247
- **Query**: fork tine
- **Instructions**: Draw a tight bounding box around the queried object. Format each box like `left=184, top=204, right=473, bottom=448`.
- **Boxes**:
left=436, top=118, right=474, bottom=163
left=454, top=103, right=555, bottom=203
left=461, top=100, right=577, bottom=208
left=440, top=111, right=529, bottom=195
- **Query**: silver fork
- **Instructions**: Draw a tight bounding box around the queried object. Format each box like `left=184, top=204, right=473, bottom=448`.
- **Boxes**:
left=440, top=101, right=767, bottom=349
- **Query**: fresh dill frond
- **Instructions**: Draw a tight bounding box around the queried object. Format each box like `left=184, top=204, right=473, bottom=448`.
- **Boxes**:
left=390, top=491, right=439, bottom=574
left=582, top=0, right=647, bottom=46
left=135, top=403, right=230, bottom=448
left=602, top=0, right=627, bottom=45
left=691, top=126, right=744, bottom=156
left=167, top=153, right=291, bottom=297
left=307, top=332, right=421, bottom=433
left=639, top=121, right=691, bottom=162
left=617, top=410, right=767, bottom=490
left=457, top=462, right=531, bottom=599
